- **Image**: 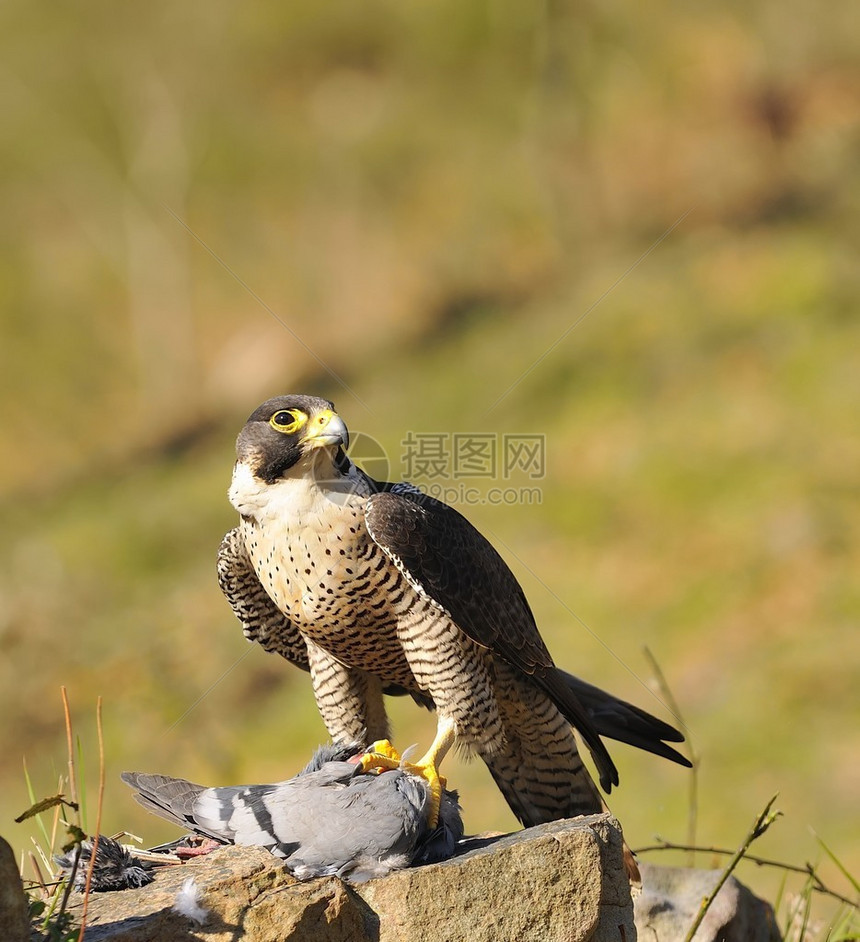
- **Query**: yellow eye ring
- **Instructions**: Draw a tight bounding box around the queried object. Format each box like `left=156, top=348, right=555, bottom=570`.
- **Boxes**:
left=269, top=409, right=307, bottom=435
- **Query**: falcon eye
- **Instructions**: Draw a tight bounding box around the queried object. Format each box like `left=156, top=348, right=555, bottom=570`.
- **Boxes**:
left=269, top=409, right=306, bottom=434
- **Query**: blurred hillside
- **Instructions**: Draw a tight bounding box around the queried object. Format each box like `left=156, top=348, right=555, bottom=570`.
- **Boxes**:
left=1, top=0, right=858, bottom=930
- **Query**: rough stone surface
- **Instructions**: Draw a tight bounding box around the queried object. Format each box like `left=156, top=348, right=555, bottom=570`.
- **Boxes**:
left=52, top=818, right=782, bottom=942
left=356, top=814, right=634, bottom=942
left=67, top=845, right=360, bottom=942
left=635, top=861, right=782, bottom=942
left=0, top=836, right=30, bottom=942
left=67, top=814, right=634, bottom=942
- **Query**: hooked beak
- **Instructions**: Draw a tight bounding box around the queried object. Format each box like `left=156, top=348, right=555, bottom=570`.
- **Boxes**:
left=300, top=409, right=349, bottom=450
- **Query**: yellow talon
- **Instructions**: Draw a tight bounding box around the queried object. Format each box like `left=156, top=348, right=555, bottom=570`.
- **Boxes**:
left=358, top=739, right=404, bottom=775
left=356, top=746, right=444, bottom=825
left=357, top=719, right=457, bottom=828
left=406, top=759, right=444, bottom=829
left=367, top=739, right=402, bottom=762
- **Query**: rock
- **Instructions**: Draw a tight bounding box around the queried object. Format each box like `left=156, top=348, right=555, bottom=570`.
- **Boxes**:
left=0, top=837, right=30, bottom=942
left=354, top=814, right=635, bottom=942
left=635, top=861, right=782, bottom=942
left=68, top=813, right=635, bottom=941
left=67, top=844, right=366, bottom=942
left=58, top=818, right=782, bottom=942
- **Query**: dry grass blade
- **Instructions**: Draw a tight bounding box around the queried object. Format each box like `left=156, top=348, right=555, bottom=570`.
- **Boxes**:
left=62, top=687, right=78, bottom=812
left=28, top=851, right=48, bottom=893
left=643, top=645, right=700, bottom=865
left=78, top=696, right=105, bottom=941
left=635, top=839, right=858, bottom=909
left=813, top=833, right=860, bottom=899
left=50, top=776, right=64, bottom=862
left=29, top=836, right=54, bottom=880
left=682, top=794, right=782, bottom=942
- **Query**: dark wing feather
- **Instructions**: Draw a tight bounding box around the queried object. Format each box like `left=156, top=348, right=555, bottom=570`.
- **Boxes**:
left=365, top=492, right=552, bottom=671
left=217, top=527, right=310, bottom=668
left=364, top=491, right=618, bottom=791
left=560, top=672, right=691, bottom=767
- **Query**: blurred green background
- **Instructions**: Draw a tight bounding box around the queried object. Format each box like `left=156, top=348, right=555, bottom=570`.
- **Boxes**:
left=2, top=0, right=858, bottom=929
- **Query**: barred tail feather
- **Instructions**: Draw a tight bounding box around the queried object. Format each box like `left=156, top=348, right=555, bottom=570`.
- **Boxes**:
left=482, top=667, right=604, bottom=826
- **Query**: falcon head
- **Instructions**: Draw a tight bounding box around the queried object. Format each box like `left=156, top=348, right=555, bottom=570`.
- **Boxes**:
left=235, top=395, right=351, bottom=485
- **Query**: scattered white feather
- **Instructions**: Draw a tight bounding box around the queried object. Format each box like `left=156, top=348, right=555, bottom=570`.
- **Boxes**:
left=173, top=877, right=209, bottom=925
left=346, top=853, right=412, bottom=883
left=290, top=861, right=340, bottom=881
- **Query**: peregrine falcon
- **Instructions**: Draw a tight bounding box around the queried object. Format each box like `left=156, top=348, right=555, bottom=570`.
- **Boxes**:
left=219, top=395, right=690, bottom=828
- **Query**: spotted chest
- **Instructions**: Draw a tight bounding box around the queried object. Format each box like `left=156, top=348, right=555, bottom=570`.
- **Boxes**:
left=240, top=505, right=417, bottom=684
left=229, top=458, right=498, bottom=718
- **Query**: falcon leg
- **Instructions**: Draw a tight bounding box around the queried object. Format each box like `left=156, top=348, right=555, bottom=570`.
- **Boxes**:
left=410, top=715, right=456, bottom=828
left=359, top=716, right=457, bottom=828
left=306, top=641, right=391, bottom=743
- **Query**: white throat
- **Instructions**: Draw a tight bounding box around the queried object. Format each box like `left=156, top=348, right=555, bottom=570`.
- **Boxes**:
left=229, top=453, right=369, bottom=524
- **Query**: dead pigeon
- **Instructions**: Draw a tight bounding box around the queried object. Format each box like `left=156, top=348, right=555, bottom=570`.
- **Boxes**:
left=122, top=743, right=463, bottom=882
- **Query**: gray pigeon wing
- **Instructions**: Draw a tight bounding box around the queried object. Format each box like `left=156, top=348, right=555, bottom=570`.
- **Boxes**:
left=192, top=783, right=288, bottom=850
left=121, top=772, right=228, bottom=843
left=195, top=763, right=360, bottom=855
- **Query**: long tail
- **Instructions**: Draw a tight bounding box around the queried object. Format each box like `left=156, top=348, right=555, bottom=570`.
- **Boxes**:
left=490, top=664, right=691, bottom=806
left=557, top=670, right=691, bottom=767
left=482, top=663, right=605, bottom=827
left=120, top=772, right=227, bottom=843
left=482, top=668, right=653, bottom=884
left=484, top=667, right=690, bottom=822
left=482, top=667, right=688, bottom=885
